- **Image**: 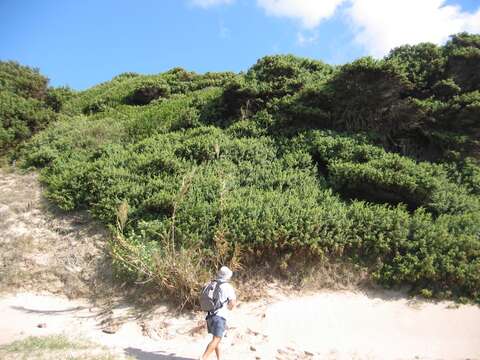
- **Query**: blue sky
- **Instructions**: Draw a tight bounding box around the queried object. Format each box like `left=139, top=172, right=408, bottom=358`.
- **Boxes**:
left=1, top=0, right=479, bottom=90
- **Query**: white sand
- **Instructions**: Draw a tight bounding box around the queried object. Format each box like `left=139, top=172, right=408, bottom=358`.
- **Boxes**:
left=259, top=291, right=480, bottom=359
left=1, top=290, right=479, bottom=359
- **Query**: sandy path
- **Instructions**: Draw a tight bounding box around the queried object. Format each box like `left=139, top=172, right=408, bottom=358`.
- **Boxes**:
left=1, top=290, right=479, bottom=360
left=261, top=291, right=480, bottom=359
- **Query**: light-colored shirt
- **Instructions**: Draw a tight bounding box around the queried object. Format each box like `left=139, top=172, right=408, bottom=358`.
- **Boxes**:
left=215, top=282, right=236, bottom=321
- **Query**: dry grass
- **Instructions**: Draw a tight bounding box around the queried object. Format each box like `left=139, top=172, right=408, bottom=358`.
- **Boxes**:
left=0, top=335, right=134, bottom=360
left=0, top=168, right=118, bottom=301
left=109, top=228, right=210, bottom=310
left=109, top=173, right=213, bottom=311
left=0, top=155, right=13, bottom=169
left=234, top=251, right=371, bottom=302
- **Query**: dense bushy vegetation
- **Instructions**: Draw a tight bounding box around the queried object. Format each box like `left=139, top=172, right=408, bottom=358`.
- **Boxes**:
left=3, top=33, right=480, bottom=306
left=0, top=61, right=71, bottom=150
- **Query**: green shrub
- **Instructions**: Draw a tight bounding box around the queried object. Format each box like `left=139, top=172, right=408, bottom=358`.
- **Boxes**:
left=45, top=86, right=76, bottom=112
left=385, top=42, right=446, bottom=98
left=123, top=80, right=171, bottom=105
left=0, top=62, right=58, bottom=149
left=0, top=61, right=49, bottom=100
left=14, top=34, right=480, bottom=305
left=0, top=91, right=56, bottom=149
left=432, top=78, right=461, bottom=100
left=445, top=33, right=480, bottom=92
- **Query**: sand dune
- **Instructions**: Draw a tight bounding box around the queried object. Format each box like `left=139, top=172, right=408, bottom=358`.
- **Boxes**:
left=1, top=169, right=479, bottom=360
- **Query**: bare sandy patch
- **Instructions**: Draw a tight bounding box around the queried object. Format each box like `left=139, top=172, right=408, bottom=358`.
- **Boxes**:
left=0, top=168, right=114, bottom=299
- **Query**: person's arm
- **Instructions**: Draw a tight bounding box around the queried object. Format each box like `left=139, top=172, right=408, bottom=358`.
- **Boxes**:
left=227, top=298, right=236, bottom=310
left=227, top=285, right=237, bottom=310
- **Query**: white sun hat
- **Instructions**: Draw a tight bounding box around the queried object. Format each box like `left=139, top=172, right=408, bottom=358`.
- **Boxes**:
left=216, top=266, right=233, bottom=282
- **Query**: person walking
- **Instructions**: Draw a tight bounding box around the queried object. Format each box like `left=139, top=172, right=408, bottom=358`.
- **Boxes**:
left=200, top=266, right=236, bottom=360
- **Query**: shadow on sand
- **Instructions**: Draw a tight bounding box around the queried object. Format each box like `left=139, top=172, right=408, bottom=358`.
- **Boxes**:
left=124, top=347, right=196, bottom=360
left=10, top=305, right=87, bottom=315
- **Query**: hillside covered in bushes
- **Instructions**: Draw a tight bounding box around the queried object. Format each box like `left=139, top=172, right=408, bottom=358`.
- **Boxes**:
left=2, top=32, right=480, bottom=306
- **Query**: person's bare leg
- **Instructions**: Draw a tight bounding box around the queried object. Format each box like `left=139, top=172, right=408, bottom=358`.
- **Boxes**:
left=214, top=341, right=221, bottom=360
left=201, top=336, right=221, bottom=360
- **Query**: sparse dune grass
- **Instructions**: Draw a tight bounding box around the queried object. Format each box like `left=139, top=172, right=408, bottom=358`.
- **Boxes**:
left=0, top=169, right=116, bottom=299
left=0, top=335, right=134, bottom=360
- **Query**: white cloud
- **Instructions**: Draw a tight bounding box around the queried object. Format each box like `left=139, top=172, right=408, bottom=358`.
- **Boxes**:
left=255, top=0, right=480, bottom=56
left=190, top=0, right=234, bottom=8
left=297, top=31, right=319, bottom=46
left=257, top=0, right=346, bottom=28
left=347, top=0, right=480, bottom=57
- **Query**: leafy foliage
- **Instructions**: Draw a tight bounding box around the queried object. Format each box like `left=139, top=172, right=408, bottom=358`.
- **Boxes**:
left=11, top=32, right=480, bottom=305
left=63, top=69, right=235, bottom=116
left=221, top=55, right=333, bottom=121
left=45, top=86, right=76, bottom=112
left=0, top=91, right=56, bottom=149
left=0, top=61, right=58, bottom=149
left=445, top=32, right=480, bottom=93
left=386, top=43, right=445, bottom=98
left=0, top=61, right=49, bottom=100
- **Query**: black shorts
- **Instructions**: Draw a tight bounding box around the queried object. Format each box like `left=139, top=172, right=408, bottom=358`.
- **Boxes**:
left=206, top=314, right=226, bottom=337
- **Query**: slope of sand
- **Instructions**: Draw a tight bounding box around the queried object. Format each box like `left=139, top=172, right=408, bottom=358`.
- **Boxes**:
left=1, top=290, right=479, bottom=360
left=0, top=168, right=111, bottom=298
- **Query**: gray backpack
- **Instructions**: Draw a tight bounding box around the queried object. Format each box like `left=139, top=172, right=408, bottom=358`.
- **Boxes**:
left=199, top=280, right=225, bottom=312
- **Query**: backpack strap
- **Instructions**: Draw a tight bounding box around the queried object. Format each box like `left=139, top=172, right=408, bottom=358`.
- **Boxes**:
left=207, top=280, right=228, bottom=316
